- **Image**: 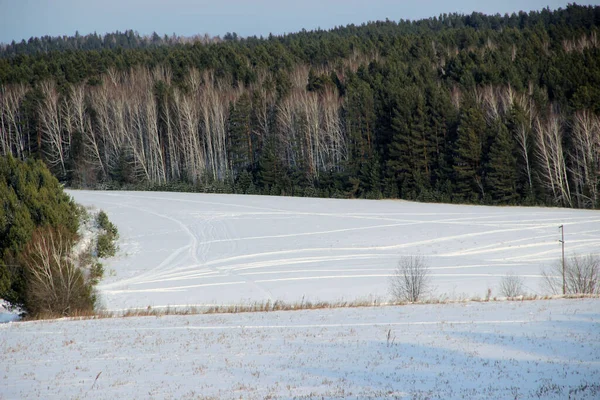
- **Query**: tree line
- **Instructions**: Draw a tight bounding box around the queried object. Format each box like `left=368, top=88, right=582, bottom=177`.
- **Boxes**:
left=0, top=155, right=120, bottom=317
left=1, top=4, right=600, bottom=208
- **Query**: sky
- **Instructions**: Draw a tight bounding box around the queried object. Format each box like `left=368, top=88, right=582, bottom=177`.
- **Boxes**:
left=0, top=0, right=598, bottom=44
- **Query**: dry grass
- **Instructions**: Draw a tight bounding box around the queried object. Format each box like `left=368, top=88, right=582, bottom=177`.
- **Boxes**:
left=16, top=293, right=600, bottom=322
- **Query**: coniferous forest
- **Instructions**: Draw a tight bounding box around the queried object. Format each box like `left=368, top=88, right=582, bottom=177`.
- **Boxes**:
left=1, top=4, right=600, bottom=208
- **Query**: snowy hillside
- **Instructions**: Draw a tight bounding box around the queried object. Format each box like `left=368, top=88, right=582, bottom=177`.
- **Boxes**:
left=67, top=191, right=600, bottom=311
left=2, top=192, right=599, bottom=399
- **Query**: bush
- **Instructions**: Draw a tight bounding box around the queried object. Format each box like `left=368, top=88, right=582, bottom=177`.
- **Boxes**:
left=389, top=255, right=431, bottom=302
left=0, top=155, right=79, bottom=310
left=89, top=262, right=104, bottom=285
left=96, top=233, right=116, bottom=258
left=542, top=254, right=600, bottom=295
left=499, top=273, right=525, bottom=297
left=95, top=210, right=118, bottom=258
left=96, top=210, right=118, bottom=236
left=20, top=226, right=95, bottom=317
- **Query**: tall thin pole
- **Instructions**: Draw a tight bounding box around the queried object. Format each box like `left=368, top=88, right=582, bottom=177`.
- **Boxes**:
left=559, top=225, right=565, bottom=295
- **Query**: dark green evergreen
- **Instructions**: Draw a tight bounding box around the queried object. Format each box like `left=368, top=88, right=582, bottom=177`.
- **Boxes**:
left=228, top=92, right=254, bottom=176
left=0, top=155, right=78, bottom=308
left=1, top=4, right=600, bottom=208
left=452, top=106, right=486, bottom=202
left=485, top=122, right=518, bottom=203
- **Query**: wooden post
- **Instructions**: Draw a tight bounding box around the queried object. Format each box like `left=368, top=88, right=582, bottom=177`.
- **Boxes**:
left=559, top=225, right=565, bottom=295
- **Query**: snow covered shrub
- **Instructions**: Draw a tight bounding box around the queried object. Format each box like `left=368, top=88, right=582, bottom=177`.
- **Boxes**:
left=542, top=254, right=600, bottom=295
left=389, top=255, right=431, bottom=302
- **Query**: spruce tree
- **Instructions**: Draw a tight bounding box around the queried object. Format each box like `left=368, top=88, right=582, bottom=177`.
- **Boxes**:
left=256, top=134, right=282, bottom=192
left=227, top=92, right=253, bottom=177
left=486, top=122, right=519, bottom=203
left=452, top=106, right=486, bottom=202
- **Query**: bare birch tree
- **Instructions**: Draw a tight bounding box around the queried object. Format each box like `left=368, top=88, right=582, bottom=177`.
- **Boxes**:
left=515, top=122, right=534, bottom=195
left=299, top=89, right=320, bottom=177
left=197, top=71, right=231, bottom=181
left=38, top=81, right=67, bottom=177
left=89, top=79, right=126, bottom=178
left=320, top=87, right=347, bottom=172
left=571, top=110, right=600, bottom=208
left=0, top=84, right=28, bottom=159
left=21, top=227, right=94, bottom=316
left=173, top=87, right=205, bottom=183
left=534, top=109, right=572, bottom=207
left=277, top=92, right=299, bottom=169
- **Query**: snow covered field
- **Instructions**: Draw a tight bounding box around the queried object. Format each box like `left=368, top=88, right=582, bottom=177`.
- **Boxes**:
left=2, top=192, right=599, bottom=399
left=67, top=190, right=600, bottom=311
left=1, top=299, right=598, bottom=399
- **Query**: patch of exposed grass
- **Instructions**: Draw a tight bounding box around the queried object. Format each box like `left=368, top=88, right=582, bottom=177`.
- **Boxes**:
left=18, top=293, right=598, bottom=322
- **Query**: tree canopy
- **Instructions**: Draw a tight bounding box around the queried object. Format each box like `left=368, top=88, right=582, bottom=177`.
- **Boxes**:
left=1, top=4, right=600, bottom=209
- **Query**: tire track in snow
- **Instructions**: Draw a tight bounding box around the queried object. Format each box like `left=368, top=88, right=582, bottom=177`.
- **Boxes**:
left=102, top=281, right=245, bottom=294
left=214, top=208, right=276, bottom=302
left=196, top=221, right=423, bottom=245
left=253, top=273, right=547, bottom=284
left=238, top=264, right=526, bottom=276
left=198, top=216, right=600, bottom=272
left=130, top=270, right=221, bottom=285
left=69, top=190, right=600, bottom=308
left=107, top=319, right=533, bottom=332
left=126, top=262, right=529, bottom=286
left=499, top=240, right=600, bottom=262
left=102, top=272, right=547, bottom=294
left=94, top=200, right=202, bottom=290
left=224, top=254, right=394, bottom=273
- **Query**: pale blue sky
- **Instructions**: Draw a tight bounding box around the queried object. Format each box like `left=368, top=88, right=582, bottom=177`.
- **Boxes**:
left=0, top=0, right=598, bottom=44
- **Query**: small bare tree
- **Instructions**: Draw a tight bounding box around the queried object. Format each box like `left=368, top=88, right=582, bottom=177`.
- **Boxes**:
left=499, top=273, right=525, bottom=298
left=534, top=110, right=572, bottom=207
left=20, top=227, right=95, bottom=316
left=389, top=255, right=431, bottom=302
left=542, top=254, right=600, bottom=295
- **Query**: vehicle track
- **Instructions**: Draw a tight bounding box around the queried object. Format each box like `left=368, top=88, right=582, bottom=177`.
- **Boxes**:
left=68, top=190, right=600, bottom=309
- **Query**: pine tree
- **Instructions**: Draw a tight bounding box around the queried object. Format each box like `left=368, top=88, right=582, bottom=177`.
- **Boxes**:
left=387, top=102, right=414, bottom=197
left=425, top=84, right=456, bottom=191
left=344, top=74, right=375, bottom=164
left=256, top=134, right=282, bottom=192
left=361, top=157, right=383, bottom=198
left=227, top=92, right=253, bottom=177
left=387, top=87, right=430, bottom=199
left=485, top=122, right=518, bottom=203
left=452, top=106, right=486, bottom=202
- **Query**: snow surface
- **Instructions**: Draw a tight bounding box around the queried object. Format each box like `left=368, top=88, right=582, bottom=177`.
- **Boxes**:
left=66, top=190, right=600, bottom=311
left=2, top=192, right=599, bottom=399
left=1, top=299, right=598, bottom=399
left=0, top=301, right=18, bottom=324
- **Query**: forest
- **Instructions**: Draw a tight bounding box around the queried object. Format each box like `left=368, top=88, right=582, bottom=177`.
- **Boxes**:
left=1, top=4, right=600, bottom=208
